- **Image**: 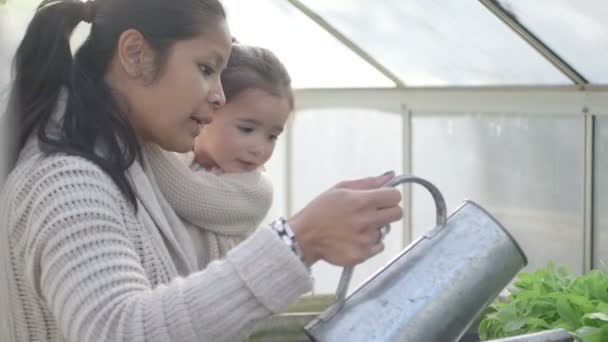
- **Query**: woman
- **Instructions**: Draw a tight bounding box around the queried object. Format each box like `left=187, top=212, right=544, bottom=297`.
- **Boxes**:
left=1, top=0, right=402, bottom=341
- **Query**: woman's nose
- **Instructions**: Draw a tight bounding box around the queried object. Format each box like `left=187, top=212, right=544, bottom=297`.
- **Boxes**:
left=209, top=82, right=226, bottom=109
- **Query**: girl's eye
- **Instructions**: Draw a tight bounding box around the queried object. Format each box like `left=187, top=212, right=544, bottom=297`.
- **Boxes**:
left=269, top=134, right=279, bottom=142
left=238, top=126, right=254, bottom=134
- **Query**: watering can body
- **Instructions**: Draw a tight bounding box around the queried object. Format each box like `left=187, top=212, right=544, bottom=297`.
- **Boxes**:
left=305, top=176, right=527, bottom=342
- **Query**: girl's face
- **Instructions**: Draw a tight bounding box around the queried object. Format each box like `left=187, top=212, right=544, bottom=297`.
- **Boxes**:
left=193, top=88, right=291, bottom=173
left=113, top=19, right=232, bottom=153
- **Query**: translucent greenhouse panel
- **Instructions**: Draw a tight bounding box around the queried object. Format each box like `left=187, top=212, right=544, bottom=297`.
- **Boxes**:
left=262, top=137, right=287, bottom=225
left=302, top=0, right=569, bottom=86
left=221, top=0, right=394, bottom=88
left=498, top=0, right=608, bottom=84
left=594, top=117, right=608, bottom=270
left=292, top=108, right=404, bottom=294
left=412, top=113, right=584, bottom=274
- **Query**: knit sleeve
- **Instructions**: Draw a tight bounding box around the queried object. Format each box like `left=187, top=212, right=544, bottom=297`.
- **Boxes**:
left=23, top=156, right=312, bottom=342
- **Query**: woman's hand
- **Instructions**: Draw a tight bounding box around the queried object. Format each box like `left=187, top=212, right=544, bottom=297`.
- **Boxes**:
left=288, top=172, right=402, bottom=267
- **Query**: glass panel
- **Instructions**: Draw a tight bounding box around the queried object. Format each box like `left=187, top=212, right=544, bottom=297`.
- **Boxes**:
left=412, top=113, right=584, bottom=274
left=263, top=137, right=287, bottom=225
left=302, top=0, right=569, bottom=86
left=222, top=0, right=394, bottom=88
left=594, top=116, right=608, bottom=270
left=292, top=108, right=403, bottom=294
left=498, top=0, right=608, bottom=84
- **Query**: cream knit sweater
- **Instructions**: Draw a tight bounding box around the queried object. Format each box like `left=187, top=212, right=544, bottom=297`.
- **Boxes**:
left=143, top=145, right=273, bottom=268
left=1, top=133, right=312, bottom=342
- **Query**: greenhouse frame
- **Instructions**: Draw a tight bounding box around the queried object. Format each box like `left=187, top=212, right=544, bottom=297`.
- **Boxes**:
left=1, top=0, right=608, bottom=340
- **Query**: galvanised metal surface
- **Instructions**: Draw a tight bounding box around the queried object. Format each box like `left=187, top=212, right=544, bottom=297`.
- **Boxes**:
left=306, top=176, right=527, bottom=342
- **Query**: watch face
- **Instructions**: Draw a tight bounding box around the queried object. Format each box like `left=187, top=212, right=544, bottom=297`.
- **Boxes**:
left=271, top=219, right=305, bottom=263
left=281, top=235, right=293, bottom=246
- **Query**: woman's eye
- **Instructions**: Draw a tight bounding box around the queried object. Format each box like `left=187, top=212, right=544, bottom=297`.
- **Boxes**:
left=238, top=126, right=254, bottom=133
left=269, top=134, right=279, bottom=142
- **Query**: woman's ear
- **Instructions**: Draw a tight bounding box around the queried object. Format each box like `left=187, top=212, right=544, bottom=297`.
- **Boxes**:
left=116, top=29, right=155, bottom=81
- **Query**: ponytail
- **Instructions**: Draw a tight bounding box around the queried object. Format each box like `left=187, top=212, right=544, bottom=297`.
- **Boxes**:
left=3, top=0, right=139, bottom=205
left=6, top=0, right=86, bottom=166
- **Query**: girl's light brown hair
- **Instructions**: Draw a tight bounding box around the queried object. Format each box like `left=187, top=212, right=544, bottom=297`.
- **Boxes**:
left=221, top=44, right=294, bottom=110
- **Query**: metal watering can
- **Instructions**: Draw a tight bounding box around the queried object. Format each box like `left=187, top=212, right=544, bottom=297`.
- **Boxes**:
left=305, top=175, right=528, bottom=342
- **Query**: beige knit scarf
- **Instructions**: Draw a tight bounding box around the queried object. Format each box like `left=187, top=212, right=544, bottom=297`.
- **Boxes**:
left=143, top=144, right=273, bottom=261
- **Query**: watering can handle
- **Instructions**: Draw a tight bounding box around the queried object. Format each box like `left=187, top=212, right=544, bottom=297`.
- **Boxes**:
left=330, top=175, right=448, bottom=317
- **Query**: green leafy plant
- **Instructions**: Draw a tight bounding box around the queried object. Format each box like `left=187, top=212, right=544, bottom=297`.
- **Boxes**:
left=478, top=262, right=608, bottom=341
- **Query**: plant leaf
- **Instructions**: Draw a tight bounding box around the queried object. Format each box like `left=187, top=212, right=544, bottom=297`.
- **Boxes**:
left=574, top=326, right=603, bottom=342
left=556, top=297, right=581, bottom=325
left=504, top=319, right=527, bottom=332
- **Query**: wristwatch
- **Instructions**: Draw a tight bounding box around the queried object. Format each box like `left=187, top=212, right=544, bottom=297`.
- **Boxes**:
left=270, top=217, right=307, bottom=265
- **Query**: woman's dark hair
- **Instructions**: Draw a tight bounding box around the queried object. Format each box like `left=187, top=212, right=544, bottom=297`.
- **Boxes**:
left=3, top=0, right=225, bottom=207
left=221, top=44, right=294, bottom=111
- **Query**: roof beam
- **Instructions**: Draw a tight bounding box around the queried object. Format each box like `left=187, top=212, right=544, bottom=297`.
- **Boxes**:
left=479, top=0, right=588, bottom=86
left=286, top=0, right=407, bottom=88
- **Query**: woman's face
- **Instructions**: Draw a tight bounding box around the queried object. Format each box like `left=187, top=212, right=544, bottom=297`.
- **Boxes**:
left=115, top=19, right=232, bottom=153
left=193, top=88, right=291, bottom=173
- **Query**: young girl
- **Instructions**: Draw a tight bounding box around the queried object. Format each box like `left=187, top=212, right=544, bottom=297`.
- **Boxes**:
left=1, top=0, right=402, bottom=341
left=146, top=44, right=292, bottom=267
